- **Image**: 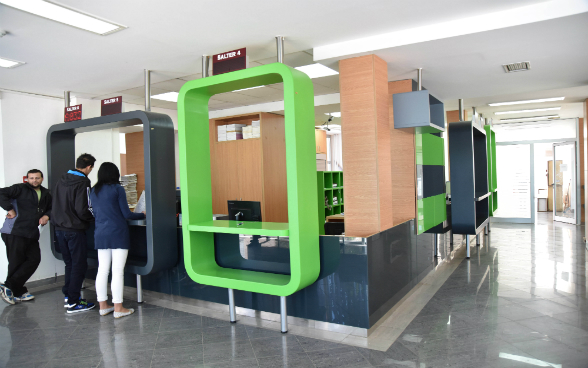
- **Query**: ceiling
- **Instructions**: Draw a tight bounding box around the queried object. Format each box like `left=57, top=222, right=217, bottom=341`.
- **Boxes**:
left=1, top=0, right=587, bottom=123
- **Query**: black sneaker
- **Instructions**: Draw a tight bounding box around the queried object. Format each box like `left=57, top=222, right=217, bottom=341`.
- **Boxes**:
left=67, top=299, right=95, bottom=314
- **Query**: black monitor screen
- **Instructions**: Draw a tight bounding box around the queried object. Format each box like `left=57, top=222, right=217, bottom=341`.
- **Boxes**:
left=227, top=201, right=262, bottom=222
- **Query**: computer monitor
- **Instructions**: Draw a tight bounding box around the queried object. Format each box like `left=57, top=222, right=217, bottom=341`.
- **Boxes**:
left=227, top=201, right=262, bottom=222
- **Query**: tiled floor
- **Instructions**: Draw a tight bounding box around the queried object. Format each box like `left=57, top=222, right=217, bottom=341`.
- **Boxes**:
left=1, top=215, right=588, bottom=367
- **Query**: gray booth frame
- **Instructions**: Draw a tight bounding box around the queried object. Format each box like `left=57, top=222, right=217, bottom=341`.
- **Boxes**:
left=46, top=110, right=178, bottom=275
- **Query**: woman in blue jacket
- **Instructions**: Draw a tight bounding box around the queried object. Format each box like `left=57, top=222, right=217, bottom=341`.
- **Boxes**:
left=90, top=162, right=145, bottom=318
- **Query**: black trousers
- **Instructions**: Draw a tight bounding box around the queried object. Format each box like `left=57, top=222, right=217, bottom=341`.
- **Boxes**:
left=1, top=233, right=41, bottom=298
left=55, top=230, right=87, bottom=303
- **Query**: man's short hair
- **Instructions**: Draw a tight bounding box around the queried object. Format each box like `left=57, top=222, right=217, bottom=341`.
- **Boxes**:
left=27, top=169, right=43, bottom=178
left=76, top=153, right=96, bottom=169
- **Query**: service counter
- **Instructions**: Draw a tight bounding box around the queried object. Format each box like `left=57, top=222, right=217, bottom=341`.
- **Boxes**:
left=85, top=217, right=441, bottom=330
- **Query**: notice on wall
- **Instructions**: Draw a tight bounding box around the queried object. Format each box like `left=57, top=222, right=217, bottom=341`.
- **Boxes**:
left=213, top=48, right=246, bottom=75
left=101, top=96, right=122, bottom=116
left=64, top=104, right=82, bottom=122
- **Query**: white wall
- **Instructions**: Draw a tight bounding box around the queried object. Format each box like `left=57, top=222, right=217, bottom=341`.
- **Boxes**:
left=0, top=97, right=7, bottom=276
left=0, top=92, right=66, bottom=282
left=75, top=129, right=120, bottom=184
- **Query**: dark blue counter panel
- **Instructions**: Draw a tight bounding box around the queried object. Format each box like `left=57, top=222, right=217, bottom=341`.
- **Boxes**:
left=86, top=219, right=437, bottom=329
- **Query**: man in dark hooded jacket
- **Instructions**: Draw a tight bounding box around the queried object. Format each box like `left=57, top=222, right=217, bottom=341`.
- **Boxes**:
left=51, top=153, right=96, bottom=313
left=0, top=169, right=52, bottom=305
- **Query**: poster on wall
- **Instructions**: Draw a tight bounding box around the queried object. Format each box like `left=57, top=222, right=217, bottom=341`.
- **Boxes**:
left=64, top=104, right=82, bottom=122
left=101, top=96, right=122, bottom=116
left=213, top=48, right=246, bottom=75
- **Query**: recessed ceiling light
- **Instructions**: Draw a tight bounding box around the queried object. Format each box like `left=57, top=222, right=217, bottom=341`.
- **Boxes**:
left=494, top=107, right=561, bottom=115
left=295, top=64, right=338, bottom=79
left=489, top=97, right=564, bottom=106
left=0, top=56, right=25, bottom=68
left=498, top=115, right=559, bottom=123
left=152, top=92, right=178, bottom=102
left=234, top=86, right=264, bottom=92
left=0, top=0, right=127, bottom=35
left=324, top=112, right=341, bottom=117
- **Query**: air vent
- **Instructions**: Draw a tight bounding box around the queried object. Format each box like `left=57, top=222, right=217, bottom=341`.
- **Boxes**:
left=503, top=61, right=531, bottom=73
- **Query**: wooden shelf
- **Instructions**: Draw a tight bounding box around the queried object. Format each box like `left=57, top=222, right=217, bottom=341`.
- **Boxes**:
left=189, top=220, right=289, bottom=236
left=317, top=171, right=344, bottom=235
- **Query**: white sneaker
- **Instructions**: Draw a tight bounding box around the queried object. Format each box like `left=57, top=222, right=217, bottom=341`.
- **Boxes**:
left=15, top=292, right=34, bottom=302
left=114, top=308, right=135, bottom=319
left=100, top=307, right=115, bottom=316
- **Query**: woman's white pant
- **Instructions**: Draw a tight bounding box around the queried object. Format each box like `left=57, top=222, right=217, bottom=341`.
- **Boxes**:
left=96, top=249, right=128, bottom=304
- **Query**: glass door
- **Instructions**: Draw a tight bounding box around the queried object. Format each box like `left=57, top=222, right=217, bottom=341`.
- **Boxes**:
left=493, top=144, right=534, bottom=223
left=552, top=142, right=576, bottom=224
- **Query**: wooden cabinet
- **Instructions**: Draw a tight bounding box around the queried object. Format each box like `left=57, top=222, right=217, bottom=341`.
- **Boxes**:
left=210, top=113, right=288, bottom=222
left=315, top=129, right=327, bottom=154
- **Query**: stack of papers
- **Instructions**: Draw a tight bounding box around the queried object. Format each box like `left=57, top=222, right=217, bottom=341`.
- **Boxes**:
left=121, top=174, right=138, bottom=208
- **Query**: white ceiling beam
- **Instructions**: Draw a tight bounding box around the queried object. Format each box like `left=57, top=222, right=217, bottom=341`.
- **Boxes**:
left=313, top=0, right=588, bottom=61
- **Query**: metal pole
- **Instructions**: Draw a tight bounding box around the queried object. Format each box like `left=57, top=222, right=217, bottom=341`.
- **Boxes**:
left=64, top=91, right=71, bottom=108
left=458, top=99, right=464, bottom=121
left=417, top=68, right=422, bottom=91
left=449, top=230, right=453, bottom=245
left=202, top=55, right=210, bottom=78
left=466, top=235, right=470, bottom=259
left=472, top=107, right=477, bottom=120
left=476, top=234, right=480, bottom=246
left=280, top=296, right=288, bottom=333
left=433, top=234, right=438, bottom=257
left=136, top=275, right=143, bottom=303
left=228, top=289, right=236, bottom=323
left=484, top=224, right=488, bottom=235
left=276, top=36, right=285, bottom=64
left=144, top=69, right=151, bottom=112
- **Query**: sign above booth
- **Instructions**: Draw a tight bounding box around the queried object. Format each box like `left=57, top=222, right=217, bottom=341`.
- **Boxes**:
left=101, top=96, right=122, bottom=116
left=64, top=104, right=82, bottom=122
left=213, top=48, right=246, bottom=75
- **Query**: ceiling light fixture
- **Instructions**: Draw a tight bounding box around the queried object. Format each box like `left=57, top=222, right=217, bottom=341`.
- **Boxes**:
left=0, top=56, right=25, bottom=68
left=494, top=107, right=561, bottom=115
left=0, top=0, right=127, bottom=35
left=498, top=115, right=559, bottom=123
left=295, top=64, right=338, bottom=79
left=151, top=92, right=178, bottom=102
left=324, top=112, right=341, bottom=117
left=489, top=97, right=565, bottom=106
left=234, top=86, right=264, bottom=92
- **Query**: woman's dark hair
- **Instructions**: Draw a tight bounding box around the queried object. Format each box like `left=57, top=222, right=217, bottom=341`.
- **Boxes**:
left=93, top=162, right=120, bottom=195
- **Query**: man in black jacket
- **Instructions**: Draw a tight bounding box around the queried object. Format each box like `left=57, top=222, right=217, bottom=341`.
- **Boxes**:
left=0, top=169, right=52, bottom=305
left=52, top=153, right=96, bottom=313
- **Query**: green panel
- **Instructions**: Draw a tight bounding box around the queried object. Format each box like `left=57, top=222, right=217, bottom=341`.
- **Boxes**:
left=417, top=194, right=446, bottom=234
left=317, top=172, right=326, bottom=235
left=416, top=133, right=444, bottom=166
left=189, top=221, right=289, bottom=236
left=484, top=126, right=498, bottom=192
left=178, top=63, right=319, bottom=296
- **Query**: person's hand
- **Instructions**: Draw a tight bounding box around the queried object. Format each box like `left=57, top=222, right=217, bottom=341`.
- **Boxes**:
left=39, top=215, right=49, bottom=226
left=6, top=210, right=16, bottom=219
left=142, top=211, right=146, bottom=215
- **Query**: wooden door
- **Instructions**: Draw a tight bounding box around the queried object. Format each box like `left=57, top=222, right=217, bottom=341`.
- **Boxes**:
left=212, top=142, right=240, bottom=214
left=315, top=129, right=327, bottom=154
left=237, top=139, right=263, bottom=204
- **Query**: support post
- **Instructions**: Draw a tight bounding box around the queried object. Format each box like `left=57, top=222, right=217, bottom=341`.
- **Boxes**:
left=433, top=234, right=438, bottom=257
left=276, top=36, right=285, bottom=64
left=449, top=230, right=453, bottom=245
left=476, top=234, right=480, bottom=246
left=64, top=91, right=71, bottom=108
left=466, top=235, right=470, bottom=259
left=144, top=69, right=151, bottom=112
left=417, top=68, right=422, bottom=91
left=136, top=275, right=143, bottom=303
left=484, top=224, right=488, bottom=235
left=228, top=289, right=236, bottom=323
left=280, top=296, right=288, bottom=333
left=202, top=55, right=210, bottom=78
left=458, top=99, right=464, bottom=121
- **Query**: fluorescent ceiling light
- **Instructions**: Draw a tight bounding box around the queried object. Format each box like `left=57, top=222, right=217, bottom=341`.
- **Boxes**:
left=324, top=112, right=341, bottom=117
left=234, top=86, right=264, bottom=92
left=0, top=0, right=127, bottom=35
left=498, top=115, right=559, bottom=123
left=494, top=107, right=561, bottom=115
left=489, top=97, right=564, bottom=107
left=295, top=64, right=338, bottom=79
left=152, top=92, right=178, bottom=102
left=0, top=56, right=25, bottom=68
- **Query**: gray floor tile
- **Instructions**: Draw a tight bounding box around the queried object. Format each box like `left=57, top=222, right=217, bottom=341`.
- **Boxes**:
left=257, top=352, right=314, bottom=368
left=245, top=325, right=284, bottom=339
left=159, top=315, right=202, bottom=332
left=203, top=324, right=249, bottom=344
left=249, top=335, right=304, bottom=358
left=357, top=341, right=417, bottom=366
left=162, top=308, right=199, bottom=318
left=99, top=348, right=154, bottom=368
left=151, top=345, right=204, bottom=368
left=46, top=355, right=102, bottom=368
left=202, top=340, right=256, bottom=364
left=551, top=310, right=588, bottom=332
left=519, top=299, right=578, bottom=316
left=198, top=359, right=260, bottom=368
left=495, top=303, right=546, bottom=321
left=295, top=336, right=348, bottom=352
left=306, top=346, right=371, bottom=368
left=202, top=316, right=230, bottom=328
left=155, top=329, right=202, bottom=349
left=111, top=333, right=158, bottom=351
